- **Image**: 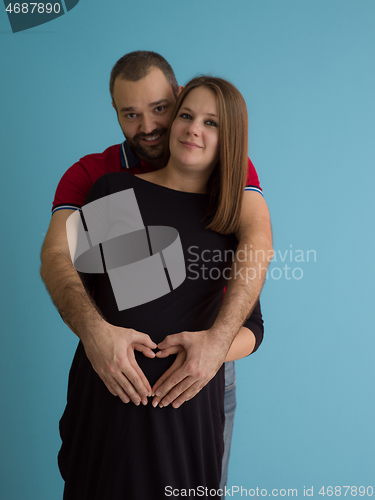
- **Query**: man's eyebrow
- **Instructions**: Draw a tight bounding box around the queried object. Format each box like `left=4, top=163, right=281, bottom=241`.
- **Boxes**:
left=148, top=99, right=170, bottom=107
left=119, top=106, right=136, bottom=113
left=180, top=106, right=218, bottom=117
left=119, top=99, right=170, bottom=113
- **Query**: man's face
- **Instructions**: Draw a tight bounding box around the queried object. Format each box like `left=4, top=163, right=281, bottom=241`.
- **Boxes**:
left=112, top=68, right=177, bottom=165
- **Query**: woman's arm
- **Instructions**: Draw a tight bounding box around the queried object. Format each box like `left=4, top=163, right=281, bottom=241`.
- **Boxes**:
left=225, top=298, right=264, bottom=361
left=224, top=327, right=256, bottom=362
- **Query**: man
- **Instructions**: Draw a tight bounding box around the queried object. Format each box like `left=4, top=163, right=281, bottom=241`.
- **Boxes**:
left=41, top=51, right=272, bottom=487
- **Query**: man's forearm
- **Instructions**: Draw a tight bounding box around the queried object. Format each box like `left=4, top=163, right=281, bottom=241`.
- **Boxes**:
left=209, top=190, right=273, bottom=351
left=40, top=247, right=104, bottom=341
left=210, top=231, right=272, bottom=351
left=41, top=245, right=158, bottom=404
left=151, top=195, right=272, bottom=408
left=40, top=211, right=157, bottom=404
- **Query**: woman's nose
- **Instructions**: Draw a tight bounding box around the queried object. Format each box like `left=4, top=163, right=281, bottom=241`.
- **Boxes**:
left=186, top=120, right=200, bottom=136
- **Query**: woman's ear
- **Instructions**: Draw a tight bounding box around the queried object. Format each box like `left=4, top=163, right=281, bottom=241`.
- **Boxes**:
left=177, top=85, right=184, bottom=97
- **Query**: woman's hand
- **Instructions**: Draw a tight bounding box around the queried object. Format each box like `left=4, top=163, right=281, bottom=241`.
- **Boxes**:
left=151, top=344, right=187, bottom=407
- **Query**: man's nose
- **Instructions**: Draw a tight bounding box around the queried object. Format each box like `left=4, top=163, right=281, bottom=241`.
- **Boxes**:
left=140, top=115, right=156, bottom=135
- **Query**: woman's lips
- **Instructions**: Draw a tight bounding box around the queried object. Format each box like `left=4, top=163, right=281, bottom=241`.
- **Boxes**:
left=180, top=141, right=202, bottom=149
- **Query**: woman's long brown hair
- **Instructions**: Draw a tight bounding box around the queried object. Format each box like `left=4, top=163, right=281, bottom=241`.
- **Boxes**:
left=164, top=76, right=248, bottom=235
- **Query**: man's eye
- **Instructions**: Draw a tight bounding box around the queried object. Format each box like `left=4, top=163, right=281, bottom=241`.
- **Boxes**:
left=126, top=113, right=137, bottom=119
left=155, top=106, right=165, bottom=113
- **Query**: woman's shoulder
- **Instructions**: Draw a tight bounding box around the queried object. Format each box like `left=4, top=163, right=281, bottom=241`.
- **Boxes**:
left=100, top=171, right=148, bottom=195
left=84, top=171, right=140, bottom=205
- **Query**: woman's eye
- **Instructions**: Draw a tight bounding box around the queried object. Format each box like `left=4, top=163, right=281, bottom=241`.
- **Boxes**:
left=180, top=113, right=192, bottom=119
left=206, top=120, right=218, bottom=127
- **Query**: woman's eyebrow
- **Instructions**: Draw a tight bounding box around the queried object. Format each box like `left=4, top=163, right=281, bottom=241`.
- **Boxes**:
left=180, top=106, right=218, bottom=117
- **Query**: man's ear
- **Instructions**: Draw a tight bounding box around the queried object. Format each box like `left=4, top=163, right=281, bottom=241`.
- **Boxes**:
left=177, top=85, right=184, bottom=97
left=112, top=101, right=117, bottom=111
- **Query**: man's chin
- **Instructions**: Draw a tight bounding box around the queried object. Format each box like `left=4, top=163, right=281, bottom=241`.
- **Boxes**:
left=133, top=143, right=165, bottom=161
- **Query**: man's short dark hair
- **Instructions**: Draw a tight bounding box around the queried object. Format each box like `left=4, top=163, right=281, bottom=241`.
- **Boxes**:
left=109, top=51, right=178, bottom=100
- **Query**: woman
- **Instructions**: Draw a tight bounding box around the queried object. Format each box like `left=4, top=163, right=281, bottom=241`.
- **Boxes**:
left=59, top=76, right=263, bottom=499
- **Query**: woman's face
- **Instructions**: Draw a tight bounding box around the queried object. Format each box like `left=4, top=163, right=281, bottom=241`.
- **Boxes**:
left=169, top=86, right=219, bottom=175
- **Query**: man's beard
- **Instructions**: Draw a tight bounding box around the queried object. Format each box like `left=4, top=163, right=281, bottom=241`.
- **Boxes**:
left=126, top=128, right=168, bottom=161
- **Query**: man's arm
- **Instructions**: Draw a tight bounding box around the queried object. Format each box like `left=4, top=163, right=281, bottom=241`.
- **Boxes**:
left=40, top=209, right=157, bottom=405
left=149, top=325, right=256, bottom=405
left=151, top=191, right=273, bottom=408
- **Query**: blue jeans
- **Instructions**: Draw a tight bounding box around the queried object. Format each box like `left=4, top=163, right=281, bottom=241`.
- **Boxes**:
left=220, top=361, right=236, bottom=490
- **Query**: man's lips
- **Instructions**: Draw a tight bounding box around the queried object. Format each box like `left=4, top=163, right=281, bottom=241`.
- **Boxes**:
left=140, top=133, right=163, bottom=145
left=180, top=141, right=202, bottom=149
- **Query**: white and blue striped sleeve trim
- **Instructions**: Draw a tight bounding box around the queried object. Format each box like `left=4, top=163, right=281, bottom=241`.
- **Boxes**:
left=52, top=205, right=82, bottom=215
left=245, top=186, right=264, bottom=196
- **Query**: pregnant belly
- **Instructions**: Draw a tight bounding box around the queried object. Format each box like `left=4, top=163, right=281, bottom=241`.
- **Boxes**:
left=134, top=351, right=177, bottom=388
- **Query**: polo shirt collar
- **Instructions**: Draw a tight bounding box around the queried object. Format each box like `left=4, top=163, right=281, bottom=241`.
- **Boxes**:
left=120, top=140, right=141, bottom=170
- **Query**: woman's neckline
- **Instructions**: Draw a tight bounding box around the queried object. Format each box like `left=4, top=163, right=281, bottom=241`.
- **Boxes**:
left=131, top=172, right=209, bottom=197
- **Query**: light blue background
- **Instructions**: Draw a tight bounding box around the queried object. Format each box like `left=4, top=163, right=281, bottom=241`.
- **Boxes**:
left=1, top=1, right=374, bottom=498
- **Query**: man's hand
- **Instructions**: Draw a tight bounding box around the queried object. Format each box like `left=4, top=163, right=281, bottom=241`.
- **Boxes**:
left=83, top=322, right=157, bottom=405
left=150, top=191, right=272, bottom=409
left=40, top=209, right=156, bottom=405
left=151, top=329, right=229, bottom=409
